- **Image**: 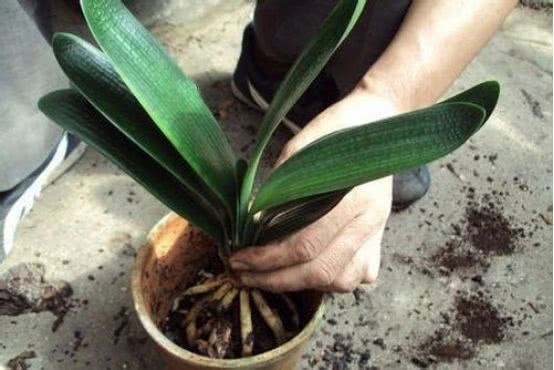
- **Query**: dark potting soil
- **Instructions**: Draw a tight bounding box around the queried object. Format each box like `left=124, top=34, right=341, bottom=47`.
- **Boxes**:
left=415, top=329, right=475, bottom=367
left=464, top=202, right=525, bottom=256
left=0, top=263, right=73, bottom=332
left=6, top=350, right=36, bottom=370
left=432, top=240, right=483, bottom=271
left=430, top=193, right=524, bottom=273
left=161, top=269, right=305, bottom=359
left=413, top=291, right=513, bottom=367
left=454, top=292, right=512, bottom=344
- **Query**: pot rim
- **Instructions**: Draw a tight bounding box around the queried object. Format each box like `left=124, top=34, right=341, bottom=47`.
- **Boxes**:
left=131, top=212, right=326, bottom=368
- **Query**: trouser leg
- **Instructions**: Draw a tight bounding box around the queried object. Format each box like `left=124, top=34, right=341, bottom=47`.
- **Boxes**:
left=253, top=0, right=412, bottom=98
left=0, top=0, right=69, bottom=191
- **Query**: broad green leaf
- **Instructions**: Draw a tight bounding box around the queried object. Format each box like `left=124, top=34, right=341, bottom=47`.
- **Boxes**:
left=81, top=0, right=237, bottom=211
left=39, top=89, right=222, bottom=242
left=252, top=190, right=348, bottom=245
left=239, top=0, right=367, bottom=222
left=441, top=81, right=500, bottom=121
left=252, top=102, right=486, bottom=213
left=52, top=32, right=226, bottom=224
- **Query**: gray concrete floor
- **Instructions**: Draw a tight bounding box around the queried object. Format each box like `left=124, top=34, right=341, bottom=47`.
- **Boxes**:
left=1, top=3, right=552, bottom=370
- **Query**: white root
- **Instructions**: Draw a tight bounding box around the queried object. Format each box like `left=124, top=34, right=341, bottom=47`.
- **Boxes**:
left=219, top=287, right=239, bottom=312
left=197, top=318, right=215, bottom=338
left=172, top=275, right=227, bottom=312
left=182, top=275, right=228, bottom=296
left=251, top=289, right=287, bottom=345
left=185, top=282, right=232, bottom=346
left=240, top=289, right=254, bottom=356
left=185, top=296, right=209, bottom=346
left=210, top=282, right=233, bottom=302
left=180, top=275, right=300, bottom=359
left=207, top=320, right=232, bottom=358
left=279, top=293, right=300, bottom=328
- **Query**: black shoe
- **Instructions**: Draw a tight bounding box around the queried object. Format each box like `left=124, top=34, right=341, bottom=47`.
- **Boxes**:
left=0, top=133, right=86, bottom=261
left=392, top=165, right=431, bottom=211
left=232, top=24, right=431, bottom=210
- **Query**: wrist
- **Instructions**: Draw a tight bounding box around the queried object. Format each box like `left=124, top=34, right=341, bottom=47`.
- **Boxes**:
left=350, top=72, right=411, bottom=113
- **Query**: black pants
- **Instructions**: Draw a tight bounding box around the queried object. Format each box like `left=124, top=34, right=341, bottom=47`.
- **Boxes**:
left=253, top=0, right=412, bottom=97
left=20, top=0, right=411, bottom=95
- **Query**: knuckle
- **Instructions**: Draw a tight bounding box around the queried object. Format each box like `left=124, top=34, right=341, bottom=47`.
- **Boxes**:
left=307, top=260, right=335, bottom=287
left=262, top=279, right=282, bottom=293
left=294, top=235, right=321, bottom=262
left=333, top=265, right=364, bottom=292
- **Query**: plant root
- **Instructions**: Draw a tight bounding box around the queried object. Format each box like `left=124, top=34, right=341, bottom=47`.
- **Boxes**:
left=219, top=287, right=239, bottom=312
left=210, top=281, right=233, bottom=302
left=251, top=289, right=287, bottom=345
left=185, top=296, right=209, bottom=346
left=240, top=289, right=254, bottom=356
left=197, top=318, right=215, bottom=338
left=279, top=293, right=300, bottom=329
left=172, top=275, right=227, bottom=311
left=182, top=276, right=228, bottom=296
left=185, top=282, right=232, bottom=346
left=196, top=319, right=232, bottom=359
left=174, top=273, right=299, bottom=359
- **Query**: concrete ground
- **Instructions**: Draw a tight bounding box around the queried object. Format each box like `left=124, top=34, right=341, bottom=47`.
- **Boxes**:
left=1, top=3, right=552, bottom=370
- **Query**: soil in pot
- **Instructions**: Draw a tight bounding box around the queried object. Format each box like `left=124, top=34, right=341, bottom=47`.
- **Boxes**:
left=161, top=264, right=306, bottom=360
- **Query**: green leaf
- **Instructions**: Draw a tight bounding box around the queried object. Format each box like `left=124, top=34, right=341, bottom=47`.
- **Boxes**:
left=253, top=190, right=348, bottom=245
left=81, top=0, right=237, bottom=211
left=252, top=102, right=486, bottom=213
left=239, top=0, right=367, bottom=224
left=441, top=81, right=500, bottom=121
left=52, top=32, right=226, bottom=224
left=39, top=89, right=222, bottom=242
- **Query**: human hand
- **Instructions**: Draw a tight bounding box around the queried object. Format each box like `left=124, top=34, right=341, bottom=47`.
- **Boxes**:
left=230, top=90, right=398, bottom=292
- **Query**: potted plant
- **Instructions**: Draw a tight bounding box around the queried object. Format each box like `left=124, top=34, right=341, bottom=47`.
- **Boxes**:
left=38, top=0, right=499, bottom=368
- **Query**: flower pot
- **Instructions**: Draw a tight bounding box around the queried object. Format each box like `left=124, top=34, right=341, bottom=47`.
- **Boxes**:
left=131, top=212, right=325, bottom=370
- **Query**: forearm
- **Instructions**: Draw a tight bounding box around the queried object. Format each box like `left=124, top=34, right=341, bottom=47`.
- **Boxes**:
left=355, top=0, right=517, bottom=111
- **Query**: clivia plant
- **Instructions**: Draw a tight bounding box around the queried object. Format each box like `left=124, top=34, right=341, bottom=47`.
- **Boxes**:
left=39, top=0, right=499, bottom=363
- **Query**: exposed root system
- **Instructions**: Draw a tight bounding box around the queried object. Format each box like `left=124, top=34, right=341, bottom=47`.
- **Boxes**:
left=251, top=289, right=288, bottom=345
left=165, top=273, right=302, bottom=359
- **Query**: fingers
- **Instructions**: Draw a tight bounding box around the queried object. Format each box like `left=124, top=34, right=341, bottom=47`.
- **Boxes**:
left=229, top=187, right=370, bottom=272
left=237, top=211, right=383, bottom=292
left=323, top=227, right=384, bottom=292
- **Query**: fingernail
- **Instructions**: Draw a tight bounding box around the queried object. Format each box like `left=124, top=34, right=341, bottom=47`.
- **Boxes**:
left=230, top=259, right=250, bottom=271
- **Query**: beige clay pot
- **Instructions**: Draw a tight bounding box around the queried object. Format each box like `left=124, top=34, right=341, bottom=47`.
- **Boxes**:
left=131, top=212, right=325, bottom=370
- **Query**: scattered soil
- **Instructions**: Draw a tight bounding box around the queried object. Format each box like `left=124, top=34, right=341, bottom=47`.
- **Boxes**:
left=303, top=332, right=374, bottom=370
left=113, top=306, right=130, bottom=344
left=413, top=291, right=513, bottom=367
left=520, top=89, right=544, bottom=119
left=519, top=0, right=553, bottom=11
left=0, top=263, right=73, bottom=332
left=6, top=350, right=36, bottom=370
left=162, top=268, right=306, bottom=359
left=352, top=287, right=369, bottom=305
left=432, top=240, right=483, bottom=271
left=454, top=293, right=512, bottom=344
left=465, top=201, right=525, bottom=256
left=430, top=192, right=524, bottom=274
left=415, top=329, right=475, bottom=367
